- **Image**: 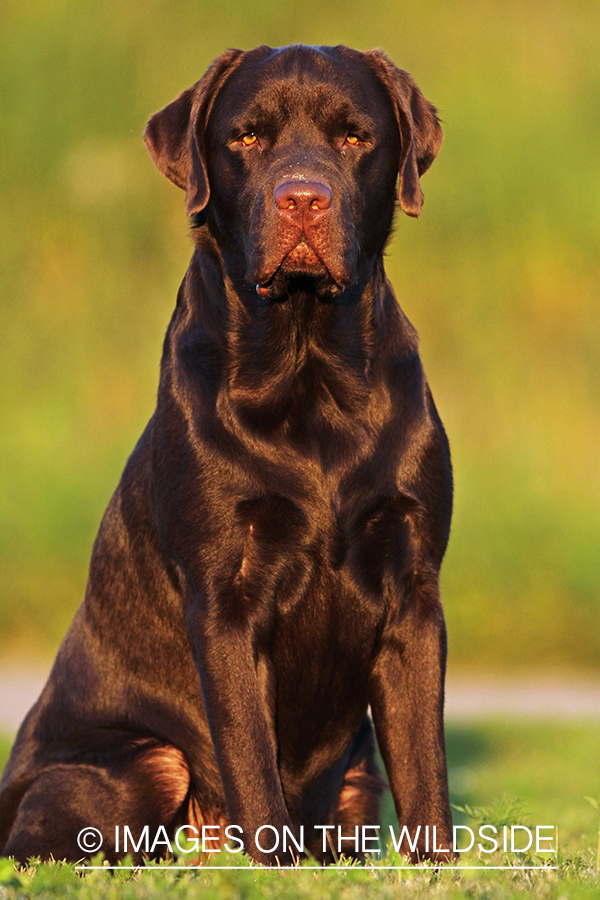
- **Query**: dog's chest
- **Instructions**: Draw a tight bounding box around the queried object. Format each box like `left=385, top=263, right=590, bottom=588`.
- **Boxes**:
left=232, top=488, right=410, bottom=626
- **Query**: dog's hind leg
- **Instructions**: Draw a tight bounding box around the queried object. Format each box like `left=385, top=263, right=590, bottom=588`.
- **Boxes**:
left=2, top=742, right=194, bottom=864
left=332, top=715, right=386, bottom=861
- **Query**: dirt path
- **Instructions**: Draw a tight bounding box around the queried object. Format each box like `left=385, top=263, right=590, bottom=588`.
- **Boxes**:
left=445, top=673, right=600, bottom=721
left=0, top=664, right=52, bottom=733
left=1, top=665, right=599, bottom=735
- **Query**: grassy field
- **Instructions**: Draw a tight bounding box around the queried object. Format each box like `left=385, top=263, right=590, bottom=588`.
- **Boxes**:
left=0, top=854, right=599, bottom=900
left=2, top=3, right=598, bottom=895
left=1, top=0, right=600, bottom=671
left=2, top=718, right=600, bottom=897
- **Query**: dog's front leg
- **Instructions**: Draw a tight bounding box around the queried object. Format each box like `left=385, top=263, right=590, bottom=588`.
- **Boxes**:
left=368, top=591, right=454, bottom=863
left=186, top=605, right=295, bottom=866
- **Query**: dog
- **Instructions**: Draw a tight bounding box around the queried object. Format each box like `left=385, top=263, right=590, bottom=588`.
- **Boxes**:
left=0, top=44, right=453, bottom=866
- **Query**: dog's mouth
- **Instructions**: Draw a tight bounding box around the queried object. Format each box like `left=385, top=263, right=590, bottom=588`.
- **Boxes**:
left=254, top=241, right=346, bottom=300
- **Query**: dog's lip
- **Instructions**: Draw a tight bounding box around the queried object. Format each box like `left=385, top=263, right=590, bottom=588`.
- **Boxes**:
left=254, top=241, right=347, bottom=297
left=282, top=240, right=326, bottom=269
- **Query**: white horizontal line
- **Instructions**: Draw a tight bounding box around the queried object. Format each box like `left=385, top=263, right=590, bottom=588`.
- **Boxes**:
left=74, top=865, right=557, bottom=871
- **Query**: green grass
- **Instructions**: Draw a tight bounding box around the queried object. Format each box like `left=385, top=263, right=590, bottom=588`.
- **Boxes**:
left=445, top=721, right=600, bottom=851
left=2, top=719, right=600, bottom=896
left=0, top=843, right=598, bottom=899
left=0, top=734, right=11, bottom=779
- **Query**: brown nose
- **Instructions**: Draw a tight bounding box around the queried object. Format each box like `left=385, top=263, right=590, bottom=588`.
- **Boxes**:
left=274, top=180, right=332, bottom=224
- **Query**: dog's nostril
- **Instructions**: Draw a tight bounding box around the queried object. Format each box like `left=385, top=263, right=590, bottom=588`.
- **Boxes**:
left=274, top=181, right=332, bottom=214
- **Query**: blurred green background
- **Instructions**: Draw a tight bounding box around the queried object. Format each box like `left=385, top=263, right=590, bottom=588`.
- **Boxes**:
left=1, top=0, right=599, bottom=674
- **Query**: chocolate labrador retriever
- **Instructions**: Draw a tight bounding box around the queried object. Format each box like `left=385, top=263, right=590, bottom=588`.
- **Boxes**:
left=0, top=44, right=453, bottom=866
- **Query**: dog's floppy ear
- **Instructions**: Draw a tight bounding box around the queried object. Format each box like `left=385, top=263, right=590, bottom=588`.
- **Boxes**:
left=366, top=50, right=443, bottom=218
left=143, top=48, right=244, bottom=217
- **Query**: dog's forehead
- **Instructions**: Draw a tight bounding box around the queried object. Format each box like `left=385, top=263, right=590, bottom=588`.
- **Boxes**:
left=208, top=44, right=393, bottom=134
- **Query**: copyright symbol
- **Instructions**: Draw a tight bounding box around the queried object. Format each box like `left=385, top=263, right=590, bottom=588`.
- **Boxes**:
left=77, top=827, right=103, bottom=853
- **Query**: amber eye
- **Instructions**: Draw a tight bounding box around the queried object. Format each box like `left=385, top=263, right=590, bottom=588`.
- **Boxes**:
left=241, top=133, right=258, bottom=147
left=345, top=135, right=360, bottom=145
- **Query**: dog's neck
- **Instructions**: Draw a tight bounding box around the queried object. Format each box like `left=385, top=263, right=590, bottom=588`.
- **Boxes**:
left=165, top=237, right=394, bottom=461
left=226, top=276, right=378, bottom=432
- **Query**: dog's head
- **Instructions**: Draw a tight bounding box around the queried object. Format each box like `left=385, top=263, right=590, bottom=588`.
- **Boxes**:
left=144, top=45, right=442, bottom=300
